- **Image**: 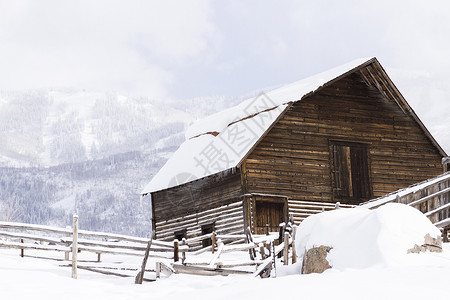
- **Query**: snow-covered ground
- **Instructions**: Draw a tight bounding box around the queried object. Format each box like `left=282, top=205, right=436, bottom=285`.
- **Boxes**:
left=1, top=246, right=449, bottom=300
left=1, top=203, right=450, bottom=300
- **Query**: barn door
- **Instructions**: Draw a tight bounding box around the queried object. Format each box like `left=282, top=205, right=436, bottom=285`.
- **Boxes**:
left=254, top=201, right=285, bottom=234
left=243, top=195, right=289, bottom=234
left=332, top=141, right=371, bottom=203
left=251, top=196, right=288, bottom=234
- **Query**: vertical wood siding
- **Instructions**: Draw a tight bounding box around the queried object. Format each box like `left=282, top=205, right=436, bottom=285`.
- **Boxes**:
left=243, top=72, right=443, bottom=222
left=150, top=67, right=444, bottom=233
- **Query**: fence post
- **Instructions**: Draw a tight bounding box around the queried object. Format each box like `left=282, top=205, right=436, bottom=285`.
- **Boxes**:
left=245, top=227, right=256, bottom=260
left=65, top=226, right=71, bottom=260
left=211, top=232, right=216, bottom=254
left=20, top=239, right=24, bottom=257
left=443, top=227, right=449, bottom=243
left=259, top=243, right=266, bottom=260
left=283, top=232, right=289, bottom=265
left=135, top=231, right=154, bottom=284
left=72, top=214, right=79, bottom=279
left=181, top=238, right=186, bottom=264
left=277, top=224, right=284, bottom=258
left=155, top=262, right=161, bottom=279
left=291, top=225, right=297, bottom=264
left=174, top=239, right=179, bottom=262
left=208, top=239, right=224, bottom=268
left=271, top=241, right=276, bottom=278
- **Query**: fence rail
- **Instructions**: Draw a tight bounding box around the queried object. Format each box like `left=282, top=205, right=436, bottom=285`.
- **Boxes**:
left=0, top=220, right=169, bottom=258
left=0, top=219, right=296, bottom=280
left=362, top=172, right=450, bottom=240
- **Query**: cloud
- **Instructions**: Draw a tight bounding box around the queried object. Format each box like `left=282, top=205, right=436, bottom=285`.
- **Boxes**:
left=0, top=0, right=448, bottom=151
left=0, top=0, right=216, bottom=96
left=1, top=0, right=450, bottom=108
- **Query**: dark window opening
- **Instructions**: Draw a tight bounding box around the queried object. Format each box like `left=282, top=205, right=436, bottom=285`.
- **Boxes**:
left=174, top=229, right=187, bottom=241
left=332, top=142, right=371, bottom=203
left=201, top=222, right=215, bottom=248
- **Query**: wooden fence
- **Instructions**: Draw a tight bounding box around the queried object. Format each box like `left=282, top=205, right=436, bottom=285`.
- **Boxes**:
left=0, top=215, right=174, bottom=280
left=362, top=172, right=450, bottom=240
left=0, top=218, right=173, bottom=257
left=163, top=226, right=297, bottom=278
left=0, top=217, right=296, bottom=280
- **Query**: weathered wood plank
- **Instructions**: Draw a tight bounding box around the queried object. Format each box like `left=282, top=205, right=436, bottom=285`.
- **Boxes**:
left=152, top=170, right=243, bottom=223
left=243, top=72, right=443, bottom=224
left=171, top=264, right=252, bottom=276
left=135, top=232, right=154, bottom=284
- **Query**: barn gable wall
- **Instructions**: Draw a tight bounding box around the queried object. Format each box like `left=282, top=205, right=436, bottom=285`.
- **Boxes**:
left=242, top=72, right=443, bottom=224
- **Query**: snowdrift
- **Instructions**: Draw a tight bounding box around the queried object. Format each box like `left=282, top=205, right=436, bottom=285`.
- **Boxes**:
left=295, top=203, right=442, bottom=270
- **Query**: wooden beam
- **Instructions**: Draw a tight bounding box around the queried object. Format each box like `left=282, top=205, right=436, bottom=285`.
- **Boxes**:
left=291, top=226, right=297, bottom=264
left=283, top=232, right=289, bottom=265
left=409, top=187, right=450, bottom=207
left=0, top=221, right=172, bottom=248
left=208, top=240, right=224, bottom=268
left=173, top=240, right=179, bottom=262
left=135, top=231, right=154, bottom=284
left=0, top=240, right=70, bottom=252
left=358, top=70, right=371, bottom=86
left=172, top=264, right=252, bottom=276
left=434, top=217, right=450, bottom=229
left=72, top=215, right=78, bottom=279
left=253, top=241, right=286, bottom=277
left=425, top=201, right=450, bottom=217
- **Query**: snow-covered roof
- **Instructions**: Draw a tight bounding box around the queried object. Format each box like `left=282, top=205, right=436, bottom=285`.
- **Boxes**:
left=141, top=57, right=375, bottom=194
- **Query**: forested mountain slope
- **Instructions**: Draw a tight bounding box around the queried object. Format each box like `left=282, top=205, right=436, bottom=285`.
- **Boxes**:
left=0, top=90, right=242, bottom=236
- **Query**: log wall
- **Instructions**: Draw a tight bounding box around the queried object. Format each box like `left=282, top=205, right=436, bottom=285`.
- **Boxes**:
left=154, top=201, right=245, bottom=248
left=243, top=72, right=443, bottom=222
left=151, top=169, right=245, bottom=243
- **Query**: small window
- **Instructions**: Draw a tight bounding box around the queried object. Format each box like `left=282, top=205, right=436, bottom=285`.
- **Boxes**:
left=201, top=222, right=215, bottom=248
left=331, top=141, right=371, bottom=202
left=174, top=229, right=187, bottom=241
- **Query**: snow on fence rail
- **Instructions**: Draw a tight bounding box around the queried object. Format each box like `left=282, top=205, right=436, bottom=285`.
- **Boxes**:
left=0, top=220, right=171, bottom=258
left=0, top=221, right=273, bottom=259
left=0, top=220, right=172, bottom=248
left=162, top=226, right=297, bottom=279
left=0, top=218, right=298, bottom=280
left=361, top=171, right=450, bottom=241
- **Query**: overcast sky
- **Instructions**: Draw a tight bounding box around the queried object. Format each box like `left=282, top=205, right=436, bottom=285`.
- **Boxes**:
left=1, top=0, right=449, bottom=148
left=0, top=0, right=448, bottom=97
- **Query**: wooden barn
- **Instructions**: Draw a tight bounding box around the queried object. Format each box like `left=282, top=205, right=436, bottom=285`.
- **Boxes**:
left=141, top=57, right=448, bottom=245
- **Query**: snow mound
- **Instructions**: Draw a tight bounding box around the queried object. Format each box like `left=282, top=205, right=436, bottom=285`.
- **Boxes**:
left=295, top=203, right=441, bottom=270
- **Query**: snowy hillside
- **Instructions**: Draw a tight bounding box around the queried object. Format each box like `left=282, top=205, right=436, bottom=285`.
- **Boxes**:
left=0, top=90, right=194, bottom=167
left=0, top=90, right=244, bottom=235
